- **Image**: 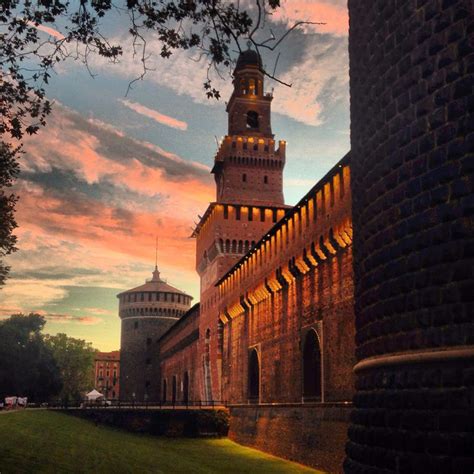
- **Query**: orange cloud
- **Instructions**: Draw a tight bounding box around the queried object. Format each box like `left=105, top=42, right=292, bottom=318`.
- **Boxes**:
left=26, top=21, right=66, bottom=40
left=119, top=99, right=188, bottom=130
left=271, top=1, right=348, bottom=37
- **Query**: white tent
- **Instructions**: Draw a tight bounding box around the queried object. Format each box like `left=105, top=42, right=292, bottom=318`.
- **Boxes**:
left=85, top=389, right=104, bottom=401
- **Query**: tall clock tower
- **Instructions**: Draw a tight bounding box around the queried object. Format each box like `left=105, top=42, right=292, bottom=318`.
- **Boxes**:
left=213, top=49, right=285, bottom=206
left=193, top=48, right=289, bottom=401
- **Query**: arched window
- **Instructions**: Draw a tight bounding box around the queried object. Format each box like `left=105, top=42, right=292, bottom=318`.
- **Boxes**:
left=246, top=111, right=259, bottom=130
left=162, top=379, right=167, bottom=403
left=183, top=371, right=189, bottom=404
left=172, top=376, right=177, bottom=404
left=248, top=348, right=260, bottom=401
left=302, top=330, right=322, bottom=400
left=249, top=78, right=256, bottom=95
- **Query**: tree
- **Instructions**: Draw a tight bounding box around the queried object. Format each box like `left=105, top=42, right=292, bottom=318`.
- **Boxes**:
left=0, top=313, right=62, bottom=401
left=0, top=1, right=315, bottom=285
left=44, top=333, right=97, bottom=403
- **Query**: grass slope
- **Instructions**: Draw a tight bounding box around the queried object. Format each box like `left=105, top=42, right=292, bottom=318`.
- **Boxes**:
left=0, top=411, right=321, bottom=474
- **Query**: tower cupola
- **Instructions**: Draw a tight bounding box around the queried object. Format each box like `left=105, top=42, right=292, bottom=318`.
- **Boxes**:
left=227, top=48, right=273, bottom=138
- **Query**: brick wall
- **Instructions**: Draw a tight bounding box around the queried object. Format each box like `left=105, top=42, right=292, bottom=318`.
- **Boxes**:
left=218, top=157, right=354, bottom=406
left=347, top=0, right=474, bottom=471
left=229, top=404, right=351, bottom=474
left=159, top=304, right=200, bottom=403
left=120, top=317, right=176, bottom=402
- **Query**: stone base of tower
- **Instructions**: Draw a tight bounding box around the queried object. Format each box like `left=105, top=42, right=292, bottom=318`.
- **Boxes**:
left=228, top=403, right=351, bottom=473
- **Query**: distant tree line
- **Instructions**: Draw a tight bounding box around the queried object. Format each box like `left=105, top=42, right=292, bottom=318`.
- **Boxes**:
left=0, top=313, right=96, bottom=403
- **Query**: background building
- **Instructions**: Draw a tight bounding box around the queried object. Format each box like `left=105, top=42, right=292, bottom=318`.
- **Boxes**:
left=94, top=351, right=120, bottom=399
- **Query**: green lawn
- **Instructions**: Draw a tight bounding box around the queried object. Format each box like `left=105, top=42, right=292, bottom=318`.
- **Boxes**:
left=0, top=410, right=321, bottom=473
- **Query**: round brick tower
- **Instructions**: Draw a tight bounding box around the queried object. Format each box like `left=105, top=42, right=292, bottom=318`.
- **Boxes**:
left=118, top=266, right=192, bottom=402
left=346, top=0, right=473, bottom=472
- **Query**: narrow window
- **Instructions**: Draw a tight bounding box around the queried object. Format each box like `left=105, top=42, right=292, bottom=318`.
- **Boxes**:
left=260, top=208, right=265, bottom=222
left=264, top=176, right=268, bottom=184
left=172, top=376, right=177, bottom=404
left=236, top=207, right=241, bottom=220
left=242, top=173, right=247, bottom=182
left=248, top=207, right=253, bottom=221
left=249, top=78, right=256, bottom=95
left=183, top=372, right=189, bottom=404
left=248, top=349, right=260, bottom=402
left=134, top=321, right=138, bottom=330
left=224, top=205, right=229, bottom=219
left=302, top=330, right=322, bottom=400
left=162, top=380, right=167, bottom=403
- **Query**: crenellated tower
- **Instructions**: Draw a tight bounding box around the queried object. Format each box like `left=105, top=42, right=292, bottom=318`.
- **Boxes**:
left=117, top=265, right=192, bottom=402
left=212, top=49, right=286, bottom=206
left=193, top=48, right=289, bottom=402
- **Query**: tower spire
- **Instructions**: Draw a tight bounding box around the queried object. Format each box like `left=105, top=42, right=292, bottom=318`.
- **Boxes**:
left=152, top=236, right=161, bottom=281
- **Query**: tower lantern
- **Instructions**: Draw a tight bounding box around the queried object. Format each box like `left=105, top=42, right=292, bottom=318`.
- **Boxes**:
left=227, top=48, right=273, bottom=138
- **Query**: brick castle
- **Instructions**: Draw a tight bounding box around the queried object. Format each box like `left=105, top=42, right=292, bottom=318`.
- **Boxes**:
left=118, top=2, right=473, bottom=470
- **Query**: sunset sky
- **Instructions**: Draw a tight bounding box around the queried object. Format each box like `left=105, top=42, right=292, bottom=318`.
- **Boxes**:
left=1, top=0, right=350, bottom=350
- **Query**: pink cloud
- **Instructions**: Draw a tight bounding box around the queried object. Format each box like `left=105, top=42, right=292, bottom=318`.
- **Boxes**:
left=271, top=1, right=348, bottom=37
left=43, top=313, right=103, bottom=326
left=26, top=21, right=66, bottom=40
left=119, top=99, right=188, bottom=131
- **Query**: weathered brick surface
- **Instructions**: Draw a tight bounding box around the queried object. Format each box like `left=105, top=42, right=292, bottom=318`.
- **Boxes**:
left=229, top=404, right=351, bottom=474
left=347, top=0, right=474, bottom=471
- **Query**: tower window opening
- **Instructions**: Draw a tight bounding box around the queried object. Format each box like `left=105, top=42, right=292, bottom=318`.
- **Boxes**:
left=260, top=208, right=265, bottom=222
left=243, top=142, right=248, bottom=150
left=242, top=173, right=247, bottom=182
left=232, top=141, right=236, bottom=149
left=264, top=176, right=268, bottom=184
left=140, top=293, right=144, bottom=302
left=224, top=205, right=229, bottom=219
left=134, top=321, right=139, bottom=329
left=264, top=145, right=269, bottom=152
left=246, top=111, right=259, bottom=130
left=240, top=78, right=247, bottom=95
left=236, top=207, right=241, bottom=220
left=248, top=207, right=253, bottom=221
left=249, top=78, right=256, bottom=95
left=253, top=144, right=258, bottom=151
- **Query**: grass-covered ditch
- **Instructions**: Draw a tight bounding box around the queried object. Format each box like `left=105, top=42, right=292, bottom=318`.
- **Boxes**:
left=0, top=410, right=321, bottom=473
